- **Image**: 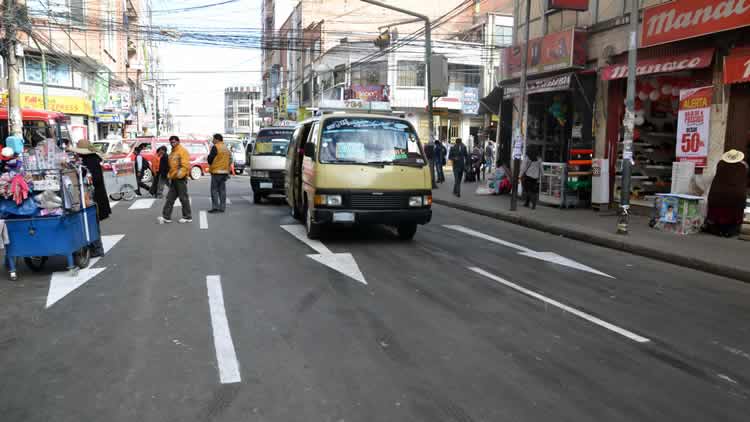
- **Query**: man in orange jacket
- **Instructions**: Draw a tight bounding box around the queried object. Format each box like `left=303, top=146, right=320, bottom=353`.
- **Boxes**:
left=158, top=136, right=192, bottom=224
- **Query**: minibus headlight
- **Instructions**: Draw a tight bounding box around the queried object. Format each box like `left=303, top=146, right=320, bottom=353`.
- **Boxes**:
left=252, top=170, right=269, bottom=178
left=315, top=194, right=342, bottom=207
left=409, top=196, right=424, bottom=207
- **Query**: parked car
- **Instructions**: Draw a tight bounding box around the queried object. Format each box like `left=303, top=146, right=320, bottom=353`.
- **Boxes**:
left=92, top=136, right=127, bottom=155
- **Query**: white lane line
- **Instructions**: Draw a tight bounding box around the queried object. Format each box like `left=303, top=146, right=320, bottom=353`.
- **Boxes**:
left=206, top=275, right=241, bottom=384
left=109, top=201, right=119, bottom=209
left=469, top=267, right=650, bottom=343
left=226, top=198, right=232, bottom=205
left=199, top=211, right=208, bottom=229
left=129, top=198, right=155, bottom=210
left=444, top=225, right=532, bottom=253
left=280, top=224, right=331, bottom=254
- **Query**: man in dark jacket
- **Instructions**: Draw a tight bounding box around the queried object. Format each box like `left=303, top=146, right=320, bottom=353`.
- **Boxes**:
left=448, top=138, right=469, bottom=197
left=424, top=141, right=437, bottom=188
left=435, top=140, right=446, bottom=183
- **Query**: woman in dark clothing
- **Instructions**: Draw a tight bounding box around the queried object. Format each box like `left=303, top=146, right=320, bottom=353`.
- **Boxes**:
left=706, top=149, right=748, bottom=237
left=70, top=139, right=112, bottom=220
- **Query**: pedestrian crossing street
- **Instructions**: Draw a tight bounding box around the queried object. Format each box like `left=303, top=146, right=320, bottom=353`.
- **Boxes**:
left=110, top=197, right=232, bottom=211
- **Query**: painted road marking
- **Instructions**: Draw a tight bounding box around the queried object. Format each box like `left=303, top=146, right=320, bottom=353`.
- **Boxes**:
left=469, top=267, right=649, bottom=343
left=445, top=225, right=613, bottom=278
left=206, top=275, right=241, bottom=384
left=109, top=201, right=119, bottom=209
left=174, top=197, right=192, bottom=208
left=281, top=225, right=367, bottom=284
left=199, top=211, right=208, bottom=229
left=226, top=198, right=232, bottom=205
left=129, top=198, right=155, bottom=210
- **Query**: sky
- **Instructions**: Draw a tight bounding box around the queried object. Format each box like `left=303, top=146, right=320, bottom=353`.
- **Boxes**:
left=153, top=0, right=265, bottom=135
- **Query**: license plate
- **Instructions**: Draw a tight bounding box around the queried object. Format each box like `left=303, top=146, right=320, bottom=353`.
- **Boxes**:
left=260, top=182, right=273, bottom=189
left=333, top=212, right=355, bottom=223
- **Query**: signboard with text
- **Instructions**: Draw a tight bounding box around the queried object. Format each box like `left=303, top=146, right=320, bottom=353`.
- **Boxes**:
left=500, top=29, right=587, bottom=81
left=1, top=92, right=93, bottom=116
left=346, top=84, right=390, bottom=102
left=641, top=0, right=750, bottom=48
left=462, top=87, right=479, bottom=115
left=723, top=47, right=750, bottom=84
left=600, top=49, right=714, bottom=80
left=676, top=86, right=712, bottom=167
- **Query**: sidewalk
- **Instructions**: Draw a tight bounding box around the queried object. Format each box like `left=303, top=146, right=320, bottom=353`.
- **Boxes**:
left=433, top=174, right=750, bottom=283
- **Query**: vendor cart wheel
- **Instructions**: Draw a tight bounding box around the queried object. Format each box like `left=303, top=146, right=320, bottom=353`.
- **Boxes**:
left=109, top=193, right=123, bottom=201
left=120, top=185, right=136, bottom=201
left=74, top=247, right=91, bottom=269
left=24, top=256, right=48, bottom=272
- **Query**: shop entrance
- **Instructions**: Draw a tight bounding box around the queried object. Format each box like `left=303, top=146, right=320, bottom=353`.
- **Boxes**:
left=725, top=83, right=750, bottom=193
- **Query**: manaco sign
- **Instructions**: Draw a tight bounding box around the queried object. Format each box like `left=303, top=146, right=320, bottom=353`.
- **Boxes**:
left=600, top=49, right=714, bottom=80
left=642, top=0, right=750, bottom=47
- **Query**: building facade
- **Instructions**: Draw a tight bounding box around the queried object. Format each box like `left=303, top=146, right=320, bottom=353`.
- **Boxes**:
left=1, top=0, right=156, bottom=141
left=224, top=86, right=261, bottom=137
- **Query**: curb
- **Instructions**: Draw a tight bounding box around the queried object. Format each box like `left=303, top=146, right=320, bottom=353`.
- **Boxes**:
left=434, top=198, right=750, bottom=284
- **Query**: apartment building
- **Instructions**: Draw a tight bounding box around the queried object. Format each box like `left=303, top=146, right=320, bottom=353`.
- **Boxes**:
left=1, top=0, right=154, bottom=141
left=224, top=86, right=261, bottom=137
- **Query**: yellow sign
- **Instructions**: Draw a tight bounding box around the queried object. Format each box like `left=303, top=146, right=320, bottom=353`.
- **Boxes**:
left=1, top=93, right=94, bottom=116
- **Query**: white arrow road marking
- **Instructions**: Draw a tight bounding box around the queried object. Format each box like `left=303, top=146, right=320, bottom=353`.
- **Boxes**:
left=129, top=198, right=155, bottom=210
left=206, top=275, right=241, bottom=384
left=174, top=197, right=192, bottom=208
left=199, top=211, right=208, bottom=229
left=444, top=225, right=613, bottom=278
left=46, top=234, right=125, bottom=309
left=109, top=201, right=119, bottom=209
left=469, top=267, right=649, bottom=343
left=280, top=225, right=367, bottom=285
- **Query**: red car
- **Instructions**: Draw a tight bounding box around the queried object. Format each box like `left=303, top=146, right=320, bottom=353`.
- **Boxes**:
left=106, top=137, right=211, bottom=182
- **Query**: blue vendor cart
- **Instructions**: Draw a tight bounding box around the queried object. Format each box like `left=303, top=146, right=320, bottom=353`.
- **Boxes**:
left=4, top=206, right=101, bottom=280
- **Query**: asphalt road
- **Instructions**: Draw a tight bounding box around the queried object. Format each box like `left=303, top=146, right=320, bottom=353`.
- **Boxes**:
left=1, top=175, right=749, bottom=421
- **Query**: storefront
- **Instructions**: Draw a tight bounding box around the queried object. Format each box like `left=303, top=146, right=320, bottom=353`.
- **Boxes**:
left=723, top=46, right=750, bottom=196
left=96, top=113, right=124, bottom=139
left=602, top=48, right=715, bottom=207
left=0, top=92, right=93, bottom=142
left=499, top=28, right=594, bottom=207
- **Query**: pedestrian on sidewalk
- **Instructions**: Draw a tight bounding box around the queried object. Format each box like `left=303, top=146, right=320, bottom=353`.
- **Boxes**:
left=471, top=144, right=483, bottom=183
left=424, top=140, right=437, bottom=188
left=149, top=146, right=168, bottom=198
left=158, top=136, right=192, bottom=224
left=483, top=140, right=495, bottom=181
left=133, top=144, right=151, bottom=197
left=520, top=148, right=542, bottom=209
left=435, top=140, right=446, bottom=183
left=207, top=133, right=231, bottom=213
left=449, top=138, right=469, bottom=197
left=705, top=149, right=748, bottom=237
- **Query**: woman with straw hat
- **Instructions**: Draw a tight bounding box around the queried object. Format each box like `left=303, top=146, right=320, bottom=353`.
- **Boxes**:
left=705, top=149, right=748, bottom=237
left=69, top=139, right=112, bottom=221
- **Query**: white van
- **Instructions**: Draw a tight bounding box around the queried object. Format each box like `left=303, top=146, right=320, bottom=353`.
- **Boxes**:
left=249, top=127, right=295, bottom=203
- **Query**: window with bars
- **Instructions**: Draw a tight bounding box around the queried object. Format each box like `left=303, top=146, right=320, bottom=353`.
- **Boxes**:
left=27, top=0, right=85, bottom=25
left=351, top=61, right=387, bottom=86
left=448, top=64, right=481, bottom=92
left=397, top=61, right=425, bottom=87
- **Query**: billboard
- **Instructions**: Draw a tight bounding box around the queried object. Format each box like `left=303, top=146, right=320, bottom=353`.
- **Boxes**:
left=500, top=29, right=587, bottom=81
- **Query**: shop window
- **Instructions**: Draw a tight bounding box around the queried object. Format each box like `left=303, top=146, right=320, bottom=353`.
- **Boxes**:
left=397, top=61, right=425, bottom=87
left=449, top=64, right=481, bottom=92
left=23, top=56, right=73, bottom=87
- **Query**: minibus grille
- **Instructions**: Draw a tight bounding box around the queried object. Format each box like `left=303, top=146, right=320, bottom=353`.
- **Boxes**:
left=349, top=193, right=407, bottom=210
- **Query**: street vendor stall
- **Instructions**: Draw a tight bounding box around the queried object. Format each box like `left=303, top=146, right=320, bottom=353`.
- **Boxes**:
left=0, top=139, right=101, bottom=280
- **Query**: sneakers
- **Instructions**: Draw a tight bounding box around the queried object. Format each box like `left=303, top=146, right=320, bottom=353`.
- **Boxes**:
left=178, top=218, right=193, bottom=223
left=207, top=209, right=219, bottom=213
left=157, top=216, right=172, bottom=224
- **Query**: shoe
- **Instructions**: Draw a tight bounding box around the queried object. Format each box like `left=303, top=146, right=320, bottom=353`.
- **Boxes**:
left=157, top=216, right=172, bottom=224
left=218, top=209, right=225, bottom=213
left=179, top=218, right=193, bottom=223
left=207, top=209, right=219, bottom=213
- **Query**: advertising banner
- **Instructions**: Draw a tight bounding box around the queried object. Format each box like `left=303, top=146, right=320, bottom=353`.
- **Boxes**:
left=675, top=86, right=712, bottom=167
left=641, top=0, right=750, bottom=48
left=462, top=87, right=479, bottom=115
left=347, top=84, right=390, bottom=102
left=1, top=93, right=94, bottom=116
left=723, top=46, right=750, bottom=84
left=500, top=29, right=587, bottom=81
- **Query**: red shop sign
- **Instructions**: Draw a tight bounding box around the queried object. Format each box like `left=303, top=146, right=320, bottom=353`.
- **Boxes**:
left=600, top=48, right=714, bottom=80
left=548, top=0, right=589, bottom=11
left=500, top=28, right=587, bottom=81
left=723, top=47, right=750, bottom=84
left=642, top=0, right=750, bottom=48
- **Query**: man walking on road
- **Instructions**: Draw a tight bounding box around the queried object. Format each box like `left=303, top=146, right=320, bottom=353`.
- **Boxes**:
left=207, top=133, right=231, bottom=213
left=435, top=140, right=446, bottom=183
left=133, top=145, right=151, bottom=197
left=158, top=136, right=192, bottom=224
left=449, top=138, right=469, bottom=197
left=424, top=140, right=437, bottom=188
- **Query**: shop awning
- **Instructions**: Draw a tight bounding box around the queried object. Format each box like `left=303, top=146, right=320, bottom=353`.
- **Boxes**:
left=479, top=86, right=503, bottom=114
left=723, top=47, right=750, bottom=85
left=502, top=73, right=575, bottom=98
left=601, top=48, right=714, bottom=80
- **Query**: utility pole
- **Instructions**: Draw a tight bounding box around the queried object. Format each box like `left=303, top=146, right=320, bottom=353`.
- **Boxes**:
left=250, top=91, right=255, bottom=136
left=510, top=0, right=531, bottom=211
left=360, top=0, right=432, bottom=143
left=618, top=0, right=640, bottom=234
left=4, top=0, right=23, bottom=137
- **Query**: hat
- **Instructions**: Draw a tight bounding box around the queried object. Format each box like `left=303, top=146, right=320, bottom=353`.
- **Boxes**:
left=1, top=147, right=14, bottom=161
left=69, top=139, right=98, bottom=155
left=721, top=149, right=745, bottom=164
